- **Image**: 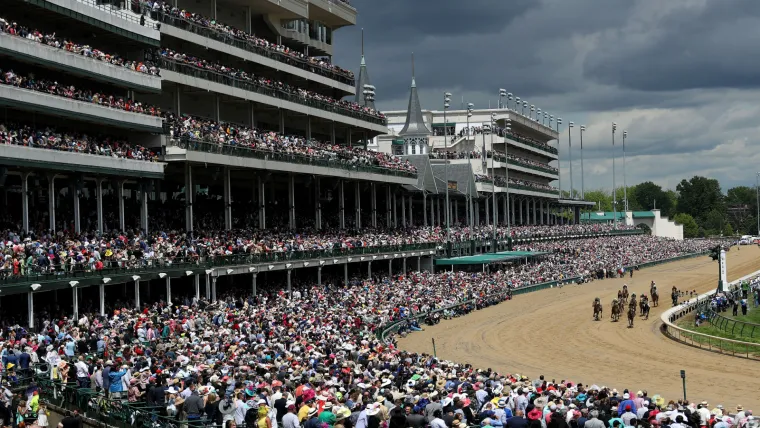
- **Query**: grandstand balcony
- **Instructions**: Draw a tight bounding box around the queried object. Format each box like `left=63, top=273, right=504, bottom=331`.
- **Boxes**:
left=0, top=144, right=165, bottom=179
left=28, top=0, right=160, bottom=46
left=0, top=31, right=161, bottom=93
left=164, top=138, right=418, bottom=184
left=308, top=0, right=357, bottom=28
left=0, top=85, right=164, bottom=132
left=158, top=57, right=388, bottom=132
left=155, top=11, right=355, bottom=94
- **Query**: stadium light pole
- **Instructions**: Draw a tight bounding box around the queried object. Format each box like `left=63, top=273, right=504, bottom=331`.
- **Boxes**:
left=612, top=122, right=618, bottom=229
left=505, top=117, right=512, bottom=241
left=507, top=93, right=513, bottom=110
left=623, top=130, right=628, bottom=212
left=491, top=112, right=498, bottom=251
left=580, top=125, right=586, bottom=200
left=522, top=101, right=528, bottom=117
left=499, top=88, right=507, bottom=109
left=466, top=103, right=475, bottom=243
left=515, top=96, right=520, bottom=113
left=556, top=118, right=563, bottom=199
left=568, top=121, right=574, bottom=199
left=756, top=172, right=759, bottom=236
left=530, top=105, right=535, bottom=121
left=444, top=92, right=452, bottom=255
left=537, top=108, right=542, bottom=125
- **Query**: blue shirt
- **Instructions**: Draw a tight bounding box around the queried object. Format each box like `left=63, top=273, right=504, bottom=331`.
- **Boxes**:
left=108, top=370, right=127, bottom=392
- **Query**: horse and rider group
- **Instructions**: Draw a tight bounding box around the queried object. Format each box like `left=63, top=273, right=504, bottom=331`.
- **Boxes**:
left=593, top=282, right=661, bottom=328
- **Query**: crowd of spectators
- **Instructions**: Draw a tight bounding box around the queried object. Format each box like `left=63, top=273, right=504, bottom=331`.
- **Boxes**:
left=159, top=49, right=383, bottom=121
left=0, top=17, right=159, bottom=76
left=492, top=151, right=558, bottom=173
left=165, top=113, right=415, bottom=174
left=0, top=69, right=162, bottom=116
left=0, top=123, right=159, bottom=161
left=0, top=233, right=737, bottom=428
left=144, top=1, right=353, bottom=82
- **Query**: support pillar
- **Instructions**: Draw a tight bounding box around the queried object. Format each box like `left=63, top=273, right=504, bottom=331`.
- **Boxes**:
left=532, top=199, right=537, bottom=225
left=205, top=273, right=211, bottom=300
left=96, top=179, right=104, bottom=233
left=454, top=200, right=459, bottom=224
left=371, top=183, right=377, bottom=228
left=402, top=258, right=407, bottom=273
left=485, top=197, right=490, bottom=226
left=195, top=274, right=200, bottom=301
left=28, top=292, right=34, bottom=329
left=475, top=201, right=480, bottom=226
left=503, top=195, right=507, bottom=227
left=511, top=195, right=516, bottom=226
left=423, top=193, right=428, bottom=227
left=343, top=263, right=348, bottom=286
left=252, top=273, right=257, bottom=296
left=117, top=181, right=125, bottom=232
left=306, top=116, right=312, bottom=139
left=73, top=184, right=81, bottom=233
left=393, top=193, right=398, bottom=227
left=72, top=287, right=78, bottom=320
left=368, top=261, right=372, bottom=279
left=48, top=174, right=56, bottom=232
left=21, top=172, right=30, bottom=233
left=317, top=266, right=322, bottom=287
left=99, top=284, right=105, bottom=317
left=211, top=277, right=217, bottom=302
left=388, top=259, right=393, bottom=277
left=134, top=279, right=140, bottom=309
left=355, top=181, right=361, bottom=229
left=258, top=176, right=266, bottom=229
left=166, top=277, right=172, bottom=304
left=224, top=167, right=232, bottom=230
left=314, top=177, right=322, bottom=230
left=436, top=198, right=441, bottom=226
left=279, top=109, right=285, bottom=134
left=575, top=206, right=580, bottom=225
left=519, top=198, right=524, bottom=225
left=386, top=185, right=392, bottom=227
left=288, top=174, right=296, bottom=230
left=417, top=256, right=421, bottom=271
left=287, top=270, right=292, bottom=297
left=249, top=103, right=256, bottom=128
left=339, top=180, right=345, bottom=229
left=408, top=195, right=413, bottom=226
left=401, top=194, right=407, bottom=227
left=330, top=122, right=336, bottom=145
left=140, top=188, right=149, bottom=233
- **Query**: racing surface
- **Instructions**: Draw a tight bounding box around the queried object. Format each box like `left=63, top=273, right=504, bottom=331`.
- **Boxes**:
left=397, top=245, right=760, bottom=409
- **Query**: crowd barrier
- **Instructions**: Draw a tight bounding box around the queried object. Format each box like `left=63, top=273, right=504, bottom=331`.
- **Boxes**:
left=660, top=269, right=760, bottom=360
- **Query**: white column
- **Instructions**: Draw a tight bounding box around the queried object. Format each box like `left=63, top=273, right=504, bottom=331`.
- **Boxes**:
left=28, top=292, right=34, bottom=329
left=314, top=177, right=322, bottom=230
left=532, top=199, right=537, bottom=225
left=166, top=277, right=172, bottom=304
left=388, top=259, right=393, bottom=276
left=339, top=180, right=345, bottom=229
left=134, top=279, right=140, bottom=309
left=99, top=284, right=105, bottom=317
left=386, top=186, right=392, bottom=227
left=355, top=181, right=361, bottom=229
left=288, top=174, right=296, bottom=230
left=117, top=181, right=125, bottom=232
left=317, top=266, right=322, bottom=286
left=48, top=174, right=56, bottom=232
left=408, top=195, right=413, bottom=226
left=185, top=164, right=194, bottom=231
left=423, top=193, right=428, bottom=227
left=195, top=274, right=201, bottom=301
left=211, top=277, right=217, bottom=302
left=287, top=270, right=292, bottom=297
left=205, top=273, right=211, bottom=300
left=401, top=194, right=406, bottom=227
left=258, top=177, right=266, bottom=229
left=371, top=183, right=377, bottom=228
left=252, top=273, right=257, bottom=296
left=21, top=172, right=30, bottom=233
left=367, top=261, right=372, bottom=279
left=485, top=197, right=490, bottom=226
left=73, top=186, right=81, bottom=233
left=393, top=193, right=398, bottom=227
left=343, top=264, right=348, bottom=286
left=224, top=167, right=232, bottom=230
left=96, top=179, right=104, bottom=233
left=72, top=287, right=79, bottom=319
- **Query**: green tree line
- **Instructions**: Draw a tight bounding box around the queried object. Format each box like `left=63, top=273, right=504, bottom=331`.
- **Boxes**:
left=576, top=176, right=757, bottom=238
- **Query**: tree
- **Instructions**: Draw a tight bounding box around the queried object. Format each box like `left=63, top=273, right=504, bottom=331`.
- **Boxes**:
left=724, top=222, right=735, bottom=236
left=676, top=176, right=724, bottom=222
left=673, top=213, right=699, bottom=238
left=583, top=189, right=613, bottom=212
left=726, top=186, right=757, bottom=234
left=633, top=181, right=672, bottom=215
left=665, top=190, right=678, bottom=217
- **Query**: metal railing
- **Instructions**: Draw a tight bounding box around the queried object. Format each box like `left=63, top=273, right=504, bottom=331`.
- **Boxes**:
left=159, top=58, right=386, bottom=125
left=498, top=134, right=558, bottom=155
left=504, top=182, right=559, bottom=195
left=169, top=137, right=417, bottom=178
left=661, top=269, right=760, bottom=360
left=154, top=12, right=355, bottom=86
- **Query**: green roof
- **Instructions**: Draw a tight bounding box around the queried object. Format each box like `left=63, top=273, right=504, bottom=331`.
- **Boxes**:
left=435, top=251, right=547, bottom=265
left=632, top=211, right=655, bottom=218
left=580, top=212, right=626, bottom=221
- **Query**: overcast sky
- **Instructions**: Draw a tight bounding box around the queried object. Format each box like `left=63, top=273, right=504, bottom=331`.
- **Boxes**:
left=333, top=0, right=760, bottom=194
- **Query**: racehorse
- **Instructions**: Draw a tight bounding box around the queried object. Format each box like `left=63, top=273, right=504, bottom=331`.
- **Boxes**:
left=671, top=287, right=679, bottom=307
left=611, top=298, right=621, bottom=321
left=627, top=305, right=636, bottom=328
left=593, top=298, right=603, bottom=321
left=622, top=284, right=630, bottom=303
left=641, top=298, right=651, bottom=320
left=650, top=285, right=659, bottom=307
left=639, top=295, right=649, bottom=316
left=629, top=293, right=638, bottom=313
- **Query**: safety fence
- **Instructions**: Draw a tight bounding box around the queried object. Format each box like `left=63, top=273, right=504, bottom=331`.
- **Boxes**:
left=660, top=270, right=760, bottom=360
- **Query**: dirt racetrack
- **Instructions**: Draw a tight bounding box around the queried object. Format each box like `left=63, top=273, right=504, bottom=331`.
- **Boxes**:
left=397, top=245, right=760, bottom=409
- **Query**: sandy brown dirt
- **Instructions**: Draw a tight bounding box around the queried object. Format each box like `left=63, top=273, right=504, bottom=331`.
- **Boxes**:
left=397, top=246, right=760, bottom=409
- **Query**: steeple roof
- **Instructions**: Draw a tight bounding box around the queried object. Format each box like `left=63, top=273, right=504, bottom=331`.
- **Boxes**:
left=399, top=53, right=430, bottom=137
left=354, top=30, right=376, bottom=110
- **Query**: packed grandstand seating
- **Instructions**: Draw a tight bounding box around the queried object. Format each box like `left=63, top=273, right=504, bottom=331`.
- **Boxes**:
left=0, top=232, right=733, bottom=428
left=159, top=49, right=383, bottom=122
left=166, top=113, right=415, bottom=174
left=0, top=123, right=159, bottom=161
left=0, top=69, right=163, bottom=116
left=145, top=1, right=353, bottom=84
left=0, top=17, right=160, bottom=76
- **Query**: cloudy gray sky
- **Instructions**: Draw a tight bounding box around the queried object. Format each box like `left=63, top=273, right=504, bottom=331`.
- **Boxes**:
left=333, top=0, right=760, bottom=193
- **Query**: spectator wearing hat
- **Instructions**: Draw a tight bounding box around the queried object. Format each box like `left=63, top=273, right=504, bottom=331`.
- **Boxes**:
left=617, top=394, right=636, bottom=417
left=319, top=401, right=337, bottom=427
left=304, top=407, right=321, bottom=428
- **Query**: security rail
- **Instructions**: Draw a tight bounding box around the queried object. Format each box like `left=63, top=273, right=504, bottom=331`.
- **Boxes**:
left=660, top=269, right=760, bottom=360
left=159, top=58, right=386, bottom=125
left=703, top=302, right=760, bottom=340
left=169, top=137, right=417, bottom=178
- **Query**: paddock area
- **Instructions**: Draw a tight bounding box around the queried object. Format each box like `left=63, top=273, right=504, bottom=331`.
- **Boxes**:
left=397, top=245, right=760, bottom=409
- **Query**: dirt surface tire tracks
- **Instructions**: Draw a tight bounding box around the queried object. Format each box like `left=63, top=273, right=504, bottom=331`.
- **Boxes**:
left=397, top=246, right=760, bottom=409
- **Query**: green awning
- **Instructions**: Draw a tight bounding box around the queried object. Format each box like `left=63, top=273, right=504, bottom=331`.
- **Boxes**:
left=392, top=139, right=405, bottom=145
left=435, top=251, right=548, bottom=265
left=432, top=123, right=456, bottom=128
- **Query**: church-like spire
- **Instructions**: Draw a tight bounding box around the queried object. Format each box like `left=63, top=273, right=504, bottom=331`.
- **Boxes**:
left=399, top=52, right=430, bottom=137
left=354, top=29, right=376, bottom=110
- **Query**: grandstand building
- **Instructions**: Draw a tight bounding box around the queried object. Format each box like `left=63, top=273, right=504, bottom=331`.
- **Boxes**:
left=371, top=91, right=594, bottom=227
